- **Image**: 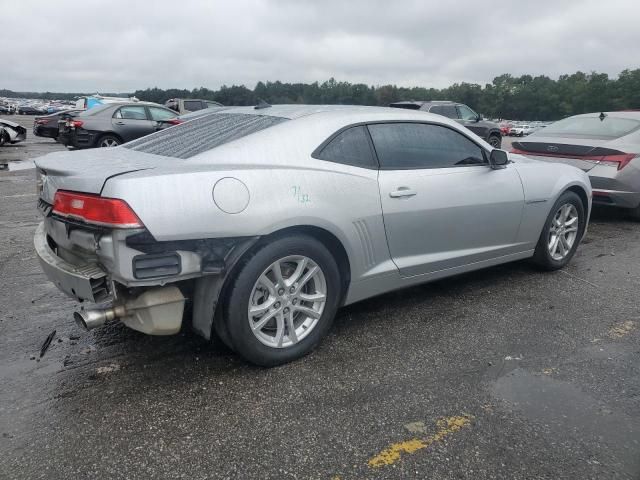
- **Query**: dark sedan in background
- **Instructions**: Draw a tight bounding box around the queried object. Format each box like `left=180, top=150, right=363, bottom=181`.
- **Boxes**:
left=389, top=100, right=503, bottom=148
left=57, top=102, right=178, bottom=148
left=33, top=110, right=83, bottom=140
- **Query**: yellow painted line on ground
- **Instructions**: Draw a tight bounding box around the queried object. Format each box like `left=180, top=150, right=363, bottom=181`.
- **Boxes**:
left=368, top=415, right=473, bottom=468
left=609, top=320, right=635, bottom=338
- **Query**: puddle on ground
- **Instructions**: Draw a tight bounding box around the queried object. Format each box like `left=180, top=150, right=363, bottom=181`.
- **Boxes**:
left=492, top=368, right=640, bottom=475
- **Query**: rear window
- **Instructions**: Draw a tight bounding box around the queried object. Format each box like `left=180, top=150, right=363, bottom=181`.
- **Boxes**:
left=542, top=116, right=640, bottom=138
left=183, top=100, right=204, bottom=111
left=124, top=112, right=288, bottom=159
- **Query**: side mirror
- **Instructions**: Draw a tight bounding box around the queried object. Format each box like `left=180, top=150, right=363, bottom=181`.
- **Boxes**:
left=475, top=114, right=481, bottom=122
left=489, top=149, right=509, bottom=169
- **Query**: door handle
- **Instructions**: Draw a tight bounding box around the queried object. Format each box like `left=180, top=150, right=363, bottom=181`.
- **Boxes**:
left=389, top=188, right=417, bottom=198
left=115, top=121, right=125, bottom=125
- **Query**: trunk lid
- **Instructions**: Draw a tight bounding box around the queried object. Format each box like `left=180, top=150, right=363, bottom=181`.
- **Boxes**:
left=35, top=147, right=176, bottom=203
left=512, top=135, right=627, bottom=172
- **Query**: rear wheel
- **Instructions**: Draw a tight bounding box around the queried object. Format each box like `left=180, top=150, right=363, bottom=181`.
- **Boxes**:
left=532, top=191, right=585, bottom=270
left=97, top=134, right=121, bottom=148
left=629, top=204, right=640, bottom=221
left=223, top=234, right=341, bottom=366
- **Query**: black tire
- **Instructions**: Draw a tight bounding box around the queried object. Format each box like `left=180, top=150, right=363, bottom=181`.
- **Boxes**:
left=488, top=134, right=502, bottom=148
left=96, top=134, right=121, bottom=148
left=0, top=132, right=5, bottom=147
left=223, top=234, right=341, bottom=366
left=532, top=191, right=586, bottom=270
left=629, top=204, right=640, bottom=221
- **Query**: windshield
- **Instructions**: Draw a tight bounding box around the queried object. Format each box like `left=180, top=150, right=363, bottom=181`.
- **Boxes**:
left=542, top=116, right=640, bottom=138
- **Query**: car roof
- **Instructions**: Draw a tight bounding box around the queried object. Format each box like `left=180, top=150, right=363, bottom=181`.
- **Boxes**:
left=193, top=104, right=452, bottom=121
left=566, top=111, right=640, bottom=120
left=390, top=100, right=459, bottom=107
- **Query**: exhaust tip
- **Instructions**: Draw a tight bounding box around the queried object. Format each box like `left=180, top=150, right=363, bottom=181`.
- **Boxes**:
left=73, top=311, right=89, bottom=330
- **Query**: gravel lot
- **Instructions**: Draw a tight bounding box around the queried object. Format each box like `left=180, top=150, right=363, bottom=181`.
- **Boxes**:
left=0, top=115, right=639, bottom=479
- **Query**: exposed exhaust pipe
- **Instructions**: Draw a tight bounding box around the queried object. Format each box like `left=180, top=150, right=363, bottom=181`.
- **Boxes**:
left=73, top=305, right=126, bottom=330
left=72, top=286, right=185, bottom=335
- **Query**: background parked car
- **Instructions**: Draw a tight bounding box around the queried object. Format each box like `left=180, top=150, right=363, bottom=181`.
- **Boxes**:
left=389, top=100, right=503, bottom=148
left=510, top=124, right=535, bottom=136
left=33, top=110, right=83, bottom=140
left=0, top=119, right=27, bottom=145
left=512, top=111, right=640, bottom=220
left=17, top=105, right=46, bottom=115
left=164, top=98, right=223, bottom=115
left=57, top=102, right=178, bottom=149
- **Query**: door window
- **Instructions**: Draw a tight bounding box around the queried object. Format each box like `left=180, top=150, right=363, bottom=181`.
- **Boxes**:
left=431, top=105, right=457, bottom=118
left=314, top=126, right=377, bottom=168
left=457, top=104, right=479, bottom=121
left=148, top=107, right=177, bottom=121
left=368, top=123, right=487, bottom=169
left=114, top=106, right=148, bottom=120
left=183, top=100, right=204, bottom=111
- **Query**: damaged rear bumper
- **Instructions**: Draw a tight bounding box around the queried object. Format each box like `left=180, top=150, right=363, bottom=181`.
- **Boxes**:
left=34, top=222, right=108, bottom=302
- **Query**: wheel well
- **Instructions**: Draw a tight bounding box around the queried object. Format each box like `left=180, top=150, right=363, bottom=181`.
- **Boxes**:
left=95, top=131, right=123, bottom=146
left=264, top=225, right=352, bottom=305
left=567, top=185, right=589, bottom=213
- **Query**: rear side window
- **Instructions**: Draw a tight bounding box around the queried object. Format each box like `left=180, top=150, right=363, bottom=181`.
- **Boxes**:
left=183, top=100, right=204, bottom=112
left=124, top=112, right=288, bottom=159
left=148, top=107, right=176, bottom=121
left=314, top=126, right=377, bottom=168
left=115, top=106, right=148, bottom=120
left=368, top=123, right=486, bottom=169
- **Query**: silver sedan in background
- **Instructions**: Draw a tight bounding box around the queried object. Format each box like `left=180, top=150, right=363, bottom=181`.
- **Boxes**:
left=512, top=111, right=640, bottom=219
left=34, top=105, right=591, bottom=366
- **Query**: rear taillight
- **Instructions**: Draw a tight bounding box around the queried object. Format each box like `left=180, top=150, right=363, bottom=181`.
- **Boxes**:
left=52, top=190, right=143, bottom=228
left=70, top=120, right=83, bottom=128
left=35, top=119, right=49, bottom=125
left=598, top=153, right=636, bottom=170
left=166, top=119, right=183, bottom=125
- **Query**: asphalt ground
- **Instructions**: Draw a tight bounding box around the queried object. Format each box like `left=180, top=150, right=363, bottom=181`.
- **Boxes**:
left=0, top=116, right=638, bottom=479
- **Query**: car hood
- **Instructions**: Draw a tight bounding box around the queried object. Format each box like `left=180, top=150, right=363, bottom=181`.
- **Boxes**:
left=0, top=119, right=21, bottom=129
left=35, top=147, right=177, bottom=203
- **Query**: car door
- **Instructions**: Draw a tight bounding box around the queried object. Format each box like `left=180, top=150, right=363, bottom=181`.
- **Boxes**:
left=456, top=104, right=486, bottom=138
left=371, top=122, right=525, bottom=277
left=112, top=105, right=155, bottom=142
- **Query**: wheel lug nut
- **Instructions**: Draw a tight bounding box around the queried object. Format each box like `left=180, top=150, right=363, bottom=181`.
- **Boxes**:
left=283, top=307, right=290, bottom=314
left=274, top=302, right=281, bottom=309
left=278, top=288, right=284, bottom=295
left=290, top=286, right=296, bottom=293
left=292, top=298, right=298, bottom=305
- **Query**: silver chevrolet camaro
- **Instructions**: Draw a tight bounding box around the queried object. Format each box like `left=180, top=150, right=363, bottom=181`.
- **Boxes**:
left=34, top=105, right=592, bottom=366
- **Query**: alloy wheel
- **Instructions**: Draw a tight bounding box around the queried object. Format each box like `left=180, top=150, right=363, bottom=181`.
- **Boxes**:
left=248, top=255, right=327, bottom=348
left=548, top=203, right=579, bottom=261
left=100, top=138, right=119, bottom=147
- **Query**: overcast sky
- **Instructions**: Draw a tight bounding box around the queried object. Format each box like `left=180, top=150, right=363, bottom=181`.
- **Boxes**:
left=3, top=0, right=640, bottom=93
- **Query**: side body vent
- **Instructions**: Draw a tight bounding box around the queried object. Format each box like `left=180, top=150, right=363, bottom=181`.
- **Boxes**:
left=353, top=220, right=376, bottom=269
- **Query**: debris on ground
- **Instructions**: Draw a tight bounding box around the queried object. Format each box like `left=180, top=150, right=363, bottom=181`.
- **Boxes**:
left=39, top=330, right=56, bottom=358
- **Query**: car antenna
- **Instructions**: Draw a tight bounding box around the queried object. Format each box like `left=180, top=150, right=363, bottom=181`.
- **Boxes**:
left=254, top=99, right=271, bottom=110
left=599, top=112, right=607, bottom=121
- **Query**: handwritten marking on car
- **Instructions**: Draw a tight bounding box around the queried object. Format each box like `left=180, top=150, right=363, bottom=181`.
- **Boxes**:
left=609, top=320, right=635, bottom=338
left=368, top=415, right=473, bottom=468
left=291, top=185, right=311, bottom=204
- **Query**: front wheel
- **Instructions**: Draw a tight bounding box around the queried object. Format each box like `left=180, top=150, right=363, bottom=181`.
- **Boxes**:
left=488, top=134, right=502, bottom=148
left=223, top=234, right=341, bottom=366
left=532, top=191, right=585, bottom=270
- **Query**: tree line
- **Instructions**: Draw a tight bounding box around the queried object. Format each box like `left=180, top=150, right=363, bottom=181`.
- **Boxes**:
left=3, top=68, right=639, bottom=120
